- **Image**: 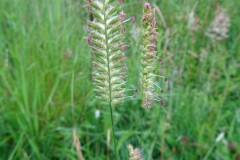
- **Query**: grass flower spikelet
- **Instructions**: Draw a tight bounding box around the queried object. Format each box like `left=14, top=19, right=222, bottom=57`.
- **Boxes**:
left=205, top=6, right=230, bottom=41
left=87, top=0, right=127, bottom=106
left=140, top=2, right=159, bottom=108
left=128, top=144, right=144, bottom=160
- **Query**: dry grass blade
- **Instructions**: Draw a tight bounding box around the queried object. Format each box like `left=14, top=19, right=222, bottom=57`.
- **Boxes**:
left=106, top=128, right=111, bottom=160
left=73, top=128, right=85, bottom=160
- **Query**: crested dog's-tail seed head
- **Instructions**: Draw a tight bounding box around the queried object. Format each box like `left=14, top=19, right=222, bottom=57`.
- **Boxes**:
left=86, top=0, right=127, bottom=106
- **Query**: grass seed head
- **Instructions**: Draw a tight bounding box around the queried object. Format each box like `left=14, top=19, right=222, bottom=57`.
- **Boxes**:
left=128, top=144, right=144, bottom=160
left=140, top=2, right=159, bottom=108
left=205, top=7, right=230, bottom=41
left=87, top=0, right=127, bottom=106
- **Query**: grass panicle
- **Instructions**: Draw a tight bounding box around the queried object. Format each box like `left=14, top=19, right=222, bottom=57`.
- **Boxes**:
left=128, top=144, right=144, bottom=160
left=86, top=0, right=128, bottom=159
left=140, top=2, right=159, bottom=108
left=87, top=0, right=127, bottom=106
left=205, top=5, right=231, bottom=41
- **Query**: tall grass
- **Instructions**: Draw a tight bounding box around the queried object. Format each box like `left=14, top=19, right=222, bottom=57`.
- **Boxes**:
left=0, top=0, right=239, bottom=159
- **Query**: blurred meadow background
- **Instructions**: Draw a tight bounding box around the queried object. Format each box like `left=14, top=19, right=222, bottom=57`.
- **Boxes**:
left=0, top=0, right=240, bottom=159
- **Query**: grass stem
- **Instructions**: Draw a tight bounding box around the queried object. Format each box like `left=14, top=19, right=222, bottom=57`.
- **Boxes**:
left=109, top=104, right=118, bottom=160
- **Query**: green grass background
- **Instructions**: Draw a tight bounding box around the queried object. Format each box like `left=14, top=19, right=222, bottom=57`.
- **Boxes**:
left=0, top=0, right=239, bottom=159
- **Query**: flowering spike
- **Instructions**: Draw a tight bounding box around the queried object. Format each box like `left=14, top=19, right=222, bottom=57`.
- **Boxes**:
left=128, top=144, right=144, bottom=160
left=205, top=7, right=230, bottom=41
left=87, top=0, right=127, bottom=106
left=140, top=2, right=159, bottom=108
left=144, top=2, right=151, bottom=10
left=119, top=11, right=126, bottom=21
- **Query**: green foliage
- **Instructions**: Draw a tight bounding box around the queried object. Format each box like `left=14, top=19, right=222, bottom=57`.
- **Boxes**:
left=0, top=0, right=239, bottom=159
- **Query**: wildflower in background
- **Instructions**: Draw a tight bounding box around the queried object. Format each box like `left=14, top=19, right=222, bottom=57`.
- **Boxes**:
left=205, top=7, right=230, bottom=41
left=128, top=144, right=144, bottom=160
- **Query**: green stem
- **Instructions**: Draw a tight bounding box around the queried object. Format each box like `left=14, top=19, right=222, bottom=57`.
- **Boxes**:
left=109, top=104, right=117, bottom=160
left=103, top=6, right=117, bottom=160
left=140, top=108, right=144, bottom=152
left=101, top=0, right=118, bottom=159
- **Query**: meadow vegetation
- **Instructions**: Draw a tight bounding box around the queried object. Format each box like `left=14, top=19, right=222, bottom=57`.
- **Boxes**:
left=0, top=0, right=239, bottom=159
